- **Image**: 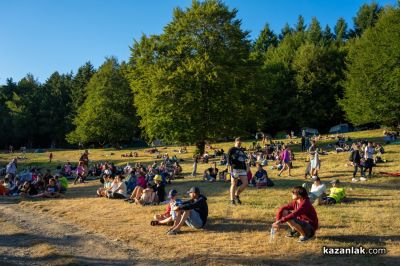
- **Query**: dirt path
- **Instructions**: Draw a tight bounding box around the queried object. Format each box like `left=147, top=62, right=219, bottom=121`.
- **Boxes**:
left=0, top=200, right=140, bottom=266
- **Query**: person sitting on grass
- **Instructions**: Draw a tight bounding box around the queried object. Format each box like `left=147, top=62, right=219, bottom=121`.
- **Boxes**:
left=251, top=162, right=273, bottom=188
left=302, top=177, right=326, bottom=205
left=167, top=187, right=208, bottom=235
left=132, top=175, right=165, bottom=205
left=322, top=179, right=346, bottom=205
left=54, top=174, right=68, bottom=193
left=32, top=178, right=62, bottom=198
left=97, top=174, right=113, bottom=197
left=203, top=162, right=219, bottom=182
left=151, top=189, right=183, bottom=226
left=18, top=181, right=38, bottom=197
left=106, top=175, right=127, bottom=199
left=126, top=173, right=148, bottom=203
left=272, top=186, right=318, bottom=243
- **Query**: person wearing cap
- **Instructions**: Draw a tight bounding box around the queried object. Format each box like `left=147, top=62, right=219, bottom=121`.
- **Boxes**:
left=151, top=189, right=182, bottom=226
left=322, top=180, right=346, bottom=205
left=228, top=137, right=248, bottom=205
left=167, top=187, right=208, bottom=235
left=302, top=177, right=326, bottom=205
left=272, top=186, right=318, bottom=243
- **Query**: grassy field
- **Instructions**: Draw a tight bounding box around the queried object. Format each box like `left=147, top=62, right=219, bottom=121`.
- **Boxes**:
left=1, top=129, right=400, bottom=265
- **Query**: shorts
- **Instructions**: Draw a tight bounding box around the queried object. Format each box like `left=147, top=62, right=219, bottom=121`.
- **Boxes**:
left=231, top=169, right=247, bottom=179
left=323, top=196, right=337, bottom=204
left=185, top=210, right=204, bottom=229
left=291, top=218, right=315, bottom=238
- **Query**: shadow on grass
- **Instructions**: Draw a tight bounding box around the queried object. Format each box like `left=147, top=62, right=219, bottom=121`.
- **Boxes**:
left=0, top=254, right=137, bottom=266
left=174, top=253, right=400, bottom=266
left=206, top=218, right=267, bottom=233
left=318, top=234, right=400, bottom=244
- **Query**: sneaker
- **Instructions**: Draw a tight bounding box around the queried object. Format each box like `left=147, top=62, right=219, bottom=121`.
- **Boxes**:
left=235, top=195, right=242, bottom=204
left=298, top=235, right=314, bottom=243
left=150, top=220, right=159, bottom=226
left=360, top=177, right=367, bottom=181
left=230, top=200, right=236, bottom=205
left=352, top=178, right=359, bottom=182
left=285, top=230, right=300, bottom=238
left=167, top=230, right=180, bottom=235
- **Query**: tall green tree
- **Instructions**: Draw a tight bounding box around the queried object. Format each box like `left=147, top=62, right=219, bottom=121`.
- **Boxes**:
left=334, top=18, right=348, bottom=46
left=39, top=72, right=73, bottom=146
left=128, top=0, right=254, bottom=153
left=307, top=17, right=322, bottom=44
left=70, top=62, right=96, bottom=122
left=340, top=6, right=400, bottom=127
left=253, top=23, right=278, bottom=54
left=350, top=2, right=382, bottom=37
left=295, top=15, right=306, bottom=32
left=67, top=58, right=137, bottom=145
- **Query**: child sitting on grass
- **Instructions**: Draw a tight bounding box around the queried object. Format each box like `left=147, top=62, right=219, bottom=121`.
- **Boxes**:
left=151, top=189, right=182, bottom=226
left=322, top=179, right=346, bottom=205
left=32, top=178, right=62, bottom=198
left=97, top=174, right=113, bottom=197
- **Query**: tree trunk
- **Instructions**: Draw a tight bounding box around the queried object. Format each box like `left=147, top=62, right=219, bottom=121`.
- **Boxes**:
left=195, top=140, right=205, bottom=156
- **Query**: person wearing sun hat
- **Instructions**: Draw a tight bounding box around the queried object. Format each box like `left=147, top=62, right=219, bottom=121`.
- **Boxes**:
left=135, top=174, right=166, bottom=205
left=167, top=186, right=208, bottom=235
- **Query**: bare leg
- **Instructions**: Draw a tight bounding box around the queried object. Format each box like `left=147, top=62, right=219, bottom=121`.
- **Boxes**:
left=170, top=210, right=191, bottom=232
left=287, top=220, right=306, bottom=236
left=236, top=176, right=248, bottom=196
left=230, top=178, right=238, bottom=201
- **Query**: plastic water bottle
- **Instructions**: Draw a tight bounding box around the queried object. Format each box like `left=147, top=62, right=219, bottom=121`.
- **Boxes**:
left=270, top=227, right=276, bottom=243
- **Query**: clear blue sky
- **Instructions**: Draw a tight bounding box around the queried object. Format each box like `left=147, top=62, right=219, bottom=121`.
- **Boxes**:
left=0, top=0, right=397, bottom=84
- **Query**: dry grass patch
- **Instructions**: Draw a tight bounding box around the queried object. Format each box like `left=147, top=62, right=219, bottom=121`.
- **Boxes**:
left=1, top=129, right=400, bottom=265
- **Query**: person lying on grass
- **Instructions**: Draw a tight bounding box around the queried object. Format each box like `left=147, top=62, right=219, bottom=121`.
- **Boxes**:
left=32, top=178, right=62, bottom=198
left=167, top=187, right=208, bottom=235
left=106, top=175, right=127, bottom=199
left=321, top=179, right=346, bottom=205
left=151, top=189, right=182, bottom=226
left=302, top=177, right=326, bottom=205
left=272, top=186, right=318, bottom=243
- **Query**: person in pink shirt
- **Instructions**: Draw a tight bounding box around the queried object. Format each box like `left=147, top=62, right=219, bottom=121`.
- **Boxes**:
left=74, top=161, right=85, bottom=184
left=278, top=145, right=292, bottom=177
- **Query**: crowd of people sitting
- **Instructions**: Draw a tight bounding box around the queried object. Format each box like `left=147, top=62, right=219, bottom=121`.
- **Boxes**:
left=0, top=159, right=68, bottom=198
left=0, top=129, right=396, bottom=242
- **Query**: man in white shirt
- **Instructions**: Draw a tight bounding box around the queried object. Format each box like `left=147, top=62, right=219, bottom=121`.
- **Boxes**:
left=363, top=142, right=375, bottom=178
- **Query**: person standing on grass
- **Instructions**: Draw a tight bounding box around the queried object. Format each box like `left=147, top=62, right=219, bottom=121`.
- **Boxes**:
left=278, top=145, right=292, bottom=177
left=272, top=186, right=318, bottom=243
left=228, top=137, right=248, bottom=205
left=363, top=142, right=375, bottom=179
left=49, top=152, right=53, bottom=163
left=191, top=154, right=199, bottom=177
left=167, top=187, right=208, bottom=235
left=349, top=144, right=366, bottom=182
left=308, top=140, right=320, bottom=177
